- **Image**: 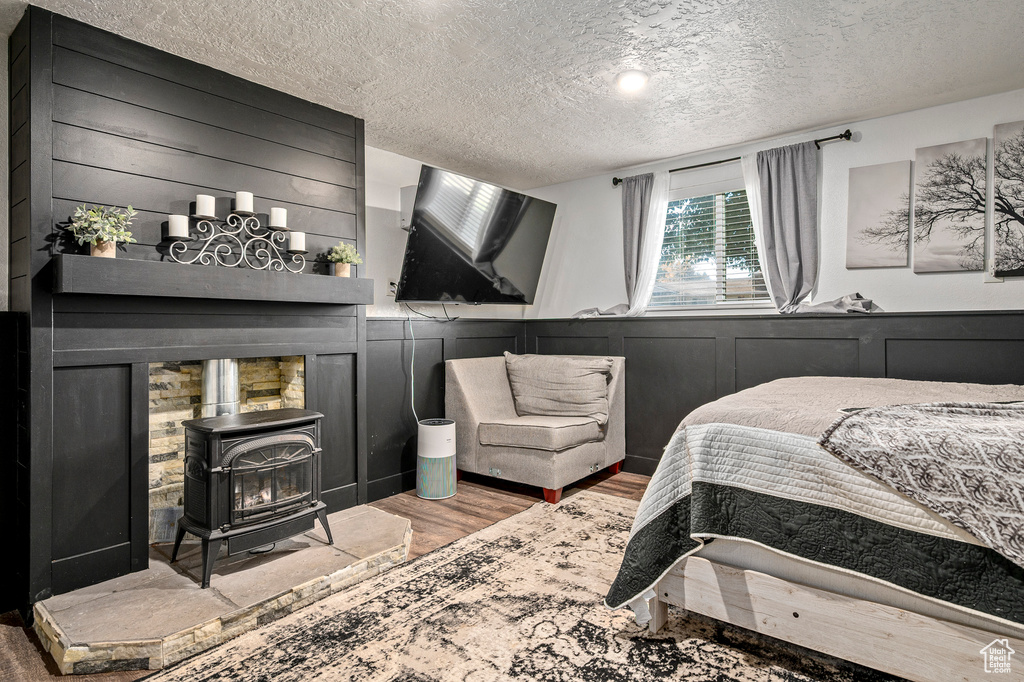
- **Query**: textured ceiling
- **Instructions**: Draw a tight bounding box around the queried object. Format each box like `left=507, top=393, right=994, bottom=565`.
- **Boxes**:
left=3, top=0, right=1024, bottom=189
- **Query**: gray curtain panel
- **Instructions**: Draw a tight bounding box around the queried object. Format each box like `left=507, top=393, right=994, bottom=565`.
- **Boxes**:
left=757, top=142, right=819, bottom=313
left=620, top=173, right=654, bottom=310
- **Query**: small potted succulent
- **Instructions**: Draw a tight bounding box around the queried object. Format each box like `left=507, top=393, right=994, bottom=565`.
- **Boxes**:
left=65, top=204, right=138, bottom=257
left=326, top=241, right=363, bottom=277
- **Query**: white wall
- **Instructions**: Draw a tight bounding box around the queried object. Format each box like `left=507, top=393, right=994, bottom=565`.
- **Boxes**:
left=528, top=87, right=1024, bottom=319
left=364, top=146, right=526, bottom=319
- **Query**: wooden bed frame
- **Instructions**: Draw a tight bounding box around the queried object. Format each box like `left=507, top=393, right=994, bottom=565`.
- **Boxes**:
left=649, top=556, right=1024, bottom=681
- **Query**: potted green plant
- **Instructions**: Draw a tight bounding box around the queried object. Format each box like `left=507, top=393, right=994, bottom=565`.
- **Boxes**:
left=326, top=241, right=363, bottom=277
left=65, top=204, right=138, bottom=258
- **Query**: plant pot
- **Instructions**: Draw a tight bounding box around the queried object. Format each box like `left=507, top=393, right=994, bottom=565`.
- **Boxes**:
left=334, top=263, right=351, bottom=277
left=91, top=240, right=116, bottom=258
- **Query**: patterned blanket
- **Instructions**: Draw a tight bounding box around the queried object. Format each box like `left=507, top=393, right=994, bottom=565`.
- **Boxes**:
left=820, top=402, right=1024, bottom=570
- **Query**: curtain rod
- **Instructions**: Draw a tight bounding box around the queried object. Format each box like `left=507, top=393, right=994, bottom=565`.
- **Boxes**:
left=611, top=129, right=853, bottom=186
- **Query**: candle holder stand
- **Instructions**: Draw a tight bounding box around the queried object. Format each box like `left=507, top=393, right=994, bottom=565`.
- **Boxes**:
left=168, top=213, right=306, bottom=273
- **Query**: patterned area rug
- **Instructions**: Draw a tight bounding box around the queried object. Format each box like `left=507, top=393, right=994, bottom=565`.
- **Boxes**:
left=146, top=491, right=896, bottom=681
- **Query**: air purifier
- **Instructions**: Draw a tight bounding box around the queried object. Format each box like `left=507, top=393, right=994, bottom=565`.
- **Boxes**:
left=416, top=418, right=457, bottom=500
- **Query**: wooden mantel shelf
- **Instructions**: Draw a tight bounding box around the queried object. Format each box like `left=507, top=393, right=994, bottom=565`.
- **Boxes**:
left=52, top=254, right=374, bottom=305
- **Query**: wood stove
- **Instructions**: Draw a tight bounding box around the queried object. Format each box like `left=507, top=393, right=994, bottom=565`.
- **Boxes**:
left=171, top=408, right=334, bottom=588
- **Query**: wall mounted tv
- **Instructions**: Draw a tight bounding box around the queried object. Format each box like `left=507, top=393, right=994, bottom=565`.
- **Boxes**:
left=395, top=165, right=557, bottom=305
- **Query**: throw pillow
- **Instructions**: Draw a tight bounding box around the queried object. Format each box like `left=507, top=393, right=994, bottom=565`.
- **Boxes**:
left=503, top=352, right=613, bottom=425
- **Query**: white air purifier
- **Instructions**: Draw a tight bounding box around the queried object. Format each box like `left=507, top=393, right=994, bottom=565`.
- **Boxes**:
left=416, top=418, right=457, bottom=500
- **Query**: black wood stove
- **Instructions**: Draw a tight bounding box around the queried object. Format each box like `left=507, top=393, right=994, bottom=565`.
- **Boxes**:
left=171, top=408, right=334, bottom=587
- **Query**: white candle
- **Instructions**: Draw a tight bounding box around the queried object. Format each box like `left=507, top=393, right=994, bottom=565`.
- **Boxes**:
left=269, top=207, right=287, bottom=229
left=289, top=231, right=306, bottom=252
left=196, top=194, right=216, bottom=217
left=168, top=214, right=189, bottom=239
left=235, top=191, right=254, bottom=213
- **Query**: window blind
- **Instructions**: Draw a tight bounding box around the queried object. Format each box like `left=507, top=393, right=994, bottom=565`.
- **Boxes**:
left=650, top=189, right=768, bottom=307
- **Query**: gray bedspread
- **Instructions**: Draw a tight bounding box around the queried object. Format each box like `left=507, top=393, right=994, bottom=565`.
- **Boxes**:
left=606, top=376, right=1024, bottom=626
left=683, top=376, right=1024, bottom=436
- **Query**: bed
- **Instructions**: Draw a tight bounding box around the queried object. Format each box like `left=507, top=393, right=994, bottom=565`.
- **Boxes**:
left=606, top=376, right=1024, bottom=682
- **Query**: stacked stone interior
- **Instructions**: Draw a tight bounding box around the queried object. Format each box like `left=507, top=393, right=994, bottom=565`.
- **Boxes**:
left=148, top=357, right=305, bottom=542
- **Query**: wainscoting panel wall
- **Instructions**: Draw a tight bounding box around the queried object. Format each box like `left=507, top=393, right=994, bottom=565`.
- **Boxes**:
left=7, top=7, right=367, bottom=609
left=365, top=320, right=525, bottom=501
left=312, top=353, right=360, bottom=511
left=734, top=338, right=861, bottom=391
left=885, top=339, right=1024, bottom=384
left=361, top=311, right=1024, bottom=501
left=527, top=313, right=1024, bottom=473
left=621, top=336, right=718, bottom=466
left=0, top=312, right=20, bottom=613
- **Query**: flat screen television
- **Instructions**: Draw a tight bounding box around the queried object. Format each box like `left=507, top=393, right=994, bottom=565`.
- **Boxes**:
left=395, top=165, right=557, bottom=305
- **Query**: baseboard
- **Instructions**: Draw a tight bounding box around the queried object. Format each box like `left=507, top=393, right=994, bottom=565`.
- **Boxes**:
left=624, top=455, right=658, bottom=476
left=367, top=471, right=416, bottom=502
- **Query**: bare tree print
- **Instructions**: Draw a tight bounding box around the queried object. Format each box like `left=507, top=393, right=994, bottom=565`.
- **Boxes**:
left=861, top=146, right=986, bottom=271
left=994, top=127, right=1024, bottom=275
left=859, top=132, right=1024, bottom=275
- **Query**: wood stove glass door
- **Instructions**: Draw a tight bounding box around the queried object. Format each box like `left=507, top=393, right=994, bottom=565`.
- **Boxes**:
left=229, top=437, right=315, bottom=526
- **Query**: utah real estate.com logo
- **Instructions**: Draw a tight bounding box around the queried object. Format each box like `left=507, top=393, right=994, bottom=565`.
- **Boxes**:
left=981, top=639, right=1015, bottom=674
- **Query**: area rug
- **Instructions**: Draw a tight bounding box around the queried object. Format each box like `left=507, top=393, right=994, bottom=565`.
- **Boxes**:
left=146, top=491, right=896, bottom=681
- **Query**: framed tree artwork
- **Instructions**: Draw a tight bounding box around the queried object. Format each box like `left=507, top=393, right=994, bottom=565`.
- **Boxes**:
left=911, top=138, right=987, bottom=273
left=846, top=160, right=911, bottom=268
left=994, top=120, right=1024, bottom=277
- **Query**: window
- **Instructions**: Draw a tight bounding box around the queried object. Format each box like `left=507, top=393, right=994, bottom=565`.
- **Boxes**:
left=650, top=167, right=769, bottom=308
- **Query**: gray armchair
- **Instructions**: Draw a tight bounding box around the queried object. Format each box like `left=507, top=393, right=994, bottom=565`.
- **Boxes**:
left=444, top=355, right=625, bottom=502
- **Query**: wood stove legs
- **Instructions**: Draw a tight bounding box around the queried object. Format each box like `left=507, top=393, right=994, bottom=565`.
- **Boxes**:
left=200, top=538, right=223, bottom=589
left=171, top=507, right=334, bottom=589
left=170, top=523, right=187, bottom=564
left=315, top=506, right=334, bottom=545
left=170, top=525, right=222, bottom=589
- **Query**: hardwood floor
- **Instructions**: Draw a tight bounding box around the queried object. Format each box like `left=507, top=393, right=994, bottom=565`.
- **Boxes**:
left=370, top=470, right=650, bottom=559
left=0, top=470, right=649, bottom=681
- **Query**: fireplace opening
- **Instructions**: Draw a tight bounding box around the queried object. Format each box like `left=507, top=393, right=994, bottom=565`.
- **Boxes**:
left=149, top=357, right=305, bottom=544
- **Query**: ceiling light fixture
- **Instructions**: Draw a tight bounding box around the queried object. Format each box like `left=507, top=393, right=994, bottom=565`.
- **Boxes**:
left=616, top=70, right=648, bottom=93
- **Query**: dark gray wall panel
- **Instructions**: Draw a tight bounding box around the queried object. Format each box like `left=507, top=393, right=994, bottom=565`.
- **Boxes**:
left=51, top=365, right=131, bottom=563
left=366, top=337, right=443, bottom=486
left=9, top=46, right=27, bottom=97
left=51, top=46, right=356, bottom=154
left=623, top=336, right=717, bottom=463
left=52, top=544, right=131, bottom=596
left=10, top=120, right=28, bottom=171
left=735, top=337, right=860, bottom=391
left=0, top=315, right=18, bottom=611
left=53, top=23, right=356, bottom=138
left=10, top=199, right=28, bottom=243
left=52, top=166, right=356, bottom=242
left=52, top=310, right=357, bottom=365
left=53, top=124, right=355, bottom=213
left=535, top=335, right=610, bottom=356
left=52, top=86, right=355, bottom=185
left=455, top=335, right=518, bottom=358
left=314, top=354, right=358, bottom=503
left=886, top=339, right=1024, bottom=384
left=10, top=84, right=26, bottom=134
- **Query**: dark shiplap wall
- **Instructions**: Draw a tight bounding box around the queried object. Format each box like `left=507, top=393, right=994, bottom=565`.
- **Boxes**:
left=365, top=311, right=1024, bottom=493
left=8, top=7, right=367, bottom=606
left=48, top=21, right=357, bottom=270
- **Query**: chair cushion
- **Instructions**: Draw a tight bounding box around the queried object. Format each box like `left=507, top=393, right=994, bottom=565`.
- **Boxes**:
left=478, top=415, right=604, bottom=452
left=503, top=352, right=613, bottom=425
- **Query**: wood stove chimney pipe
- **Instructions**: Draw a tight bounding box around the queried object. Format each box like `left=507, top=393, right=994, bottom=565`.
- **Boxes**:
left=201, top=358, right=240, bottom=417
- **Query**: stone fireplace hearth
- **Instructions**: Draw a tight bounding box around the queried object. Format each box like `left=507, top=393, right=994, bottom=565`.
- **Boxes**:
left=148, top=357, right=306, bottom=543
